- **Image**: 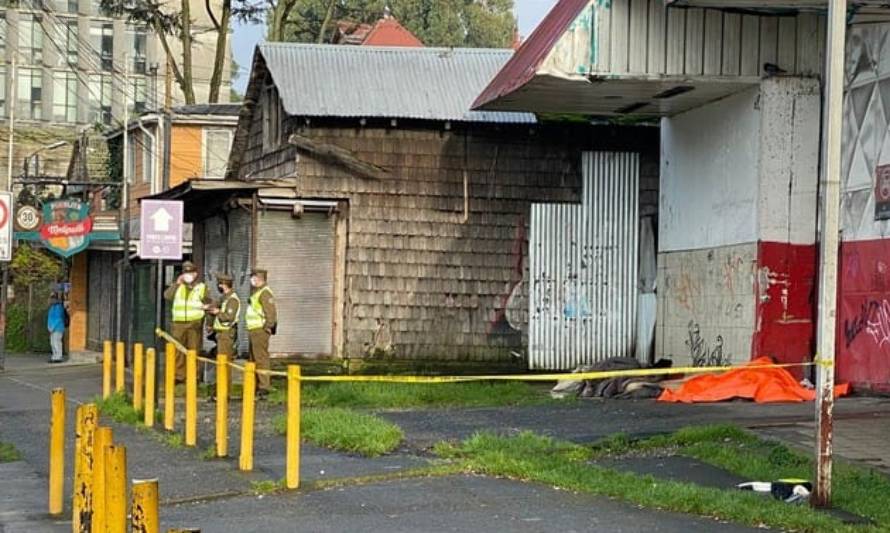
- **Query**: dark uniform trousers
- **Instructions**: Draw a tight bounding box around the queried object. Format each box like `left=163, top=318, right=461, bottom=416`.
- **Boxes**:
left=248, top=329, right=271, bottom=391
left=216, top=330, right=237, bottom=359
left=172, top=320, right=203, bottom=381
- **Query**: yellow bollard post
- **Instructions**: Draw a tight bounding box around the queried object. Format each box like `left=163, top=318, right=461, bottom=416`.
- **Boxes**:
left=239, top=362, right=256, bottom=472
left=286, top=366, right=301, bottom=489
left=131, top=479, right=159, bottom=533
left=48, top=388, right=65, bottom=515
left=215, top=353, right=228, bottom=457
left=185, top=349, right=197, bottom=447
left=115, top=341, right=125, bottom=393
left=72, top=404, right=98, bottom=533
left=91, top=426, right=113, bottom=533
left=164, top=343, right=175, bottom=431
left=145, top=348, right=156, bottom=427
left=105, top=445, right=127, bottom=533
left=102, top=341, right=112, bottom=399
left=133, top=343, right=144, bottom=411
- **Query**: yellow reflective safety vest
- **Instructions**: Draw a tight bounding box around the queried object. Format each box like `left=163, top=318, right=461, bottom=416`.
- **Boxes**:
left=213, top=292, right=241, bottom=332
left=172, top=283, right=206, bottom=323
left=245, top=286, right=273, bottom=331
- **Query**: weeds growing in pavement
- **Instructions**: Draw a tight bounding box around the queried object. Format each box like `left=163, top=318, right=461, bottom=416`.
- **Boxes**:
left=0, top=442, right=22, bottom=462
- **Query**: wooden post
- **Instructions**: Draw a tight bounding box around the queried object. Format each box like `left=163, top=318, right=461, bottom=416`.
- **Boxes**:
left=216, top=353, right=228, bottom=457
left=145, top=348, right=156, bottom=427
left=115, top=341, right=125, bottom=393
left=92, top=426, right=113, bottom=533
left=132, top=479, right=159, bottom=533
left=164, top=343, right=175, bottom=431
left=105, top=445, right=127, bottom=533
left=185, top=350, right=197, bottom=447
left=239, top=362, right=256, bottom=472
left=286, top=366, right=301, bottom=489
left=48, top=388, right=65, bottom=515
left=133, top=343, right=144, bottom=411
left=102, top=340, right=112, bottom=399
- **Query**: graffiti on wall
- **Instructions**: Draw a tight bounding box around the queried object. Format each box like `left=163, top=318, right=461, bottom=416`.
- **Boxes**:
left=686, top=321, right=730, bottom=367
left=489, top=215, right=526, bottom=336
left=844, top=299, right=890, bottom=351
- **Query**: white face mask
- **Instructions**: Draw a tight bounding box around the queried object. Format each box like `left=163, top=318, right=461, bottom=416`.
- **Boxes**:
left=183, top=273, right=196, bottom=284
left=250, top=276, right=259, bottom=287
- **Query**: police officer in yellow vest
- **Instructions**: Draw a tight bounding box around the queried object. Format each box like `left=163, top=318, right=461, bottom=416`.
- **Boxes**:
left=209, top=273, right=240, bottom=358
left=246, top=268, right=276, bottom=396
left=163, top=261, right=212, bottom=382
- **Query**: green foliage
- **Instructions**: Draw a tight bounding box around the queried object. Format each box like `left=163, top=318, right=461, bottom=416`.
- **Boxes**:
left=0, top=442, right=22, bottom=462
left=10, top=244, right=63, bottom=287
left=275, top=0, right=515, bottom=48
left=95, top=392, right=144, bottom=425
left=273, top=407, right=404, bottom=456
left=268, top=381, right=559, bottom=409
left=438, top=429, right=873, bottom=533
left=251, top=479, right=285, bottom=494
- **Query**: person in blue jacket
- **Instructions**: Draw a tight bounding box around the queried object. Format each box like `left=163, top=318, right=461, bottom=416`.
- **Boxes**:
left=47, top=294, right=67, bottom=363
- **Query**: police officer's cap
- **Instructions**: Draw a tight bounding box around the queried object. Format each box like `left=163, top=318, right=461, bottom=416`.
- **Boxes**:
left=182, top=261, right=198, bottom=273
left=217, top=273, right=234, bottom=285
left=250, top=268, right=268, bottom=279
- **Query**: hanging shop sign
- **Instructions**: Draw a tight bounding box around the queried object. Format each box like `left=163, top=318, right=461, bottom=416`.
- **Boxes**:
left=39, top=199, right=93, bottom=257
left=875, top=164, right=890, bottom=220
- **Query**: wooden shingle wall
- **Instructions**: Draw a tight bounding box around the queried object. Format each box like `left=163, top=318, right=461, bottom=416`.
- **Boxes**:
left=239, top=118, right=659, bottom=362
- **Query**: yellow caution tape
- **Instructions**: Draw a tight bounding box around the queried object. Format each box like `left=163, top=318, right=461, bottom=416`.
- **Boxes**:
left=156, top=328, right=817, bottom=383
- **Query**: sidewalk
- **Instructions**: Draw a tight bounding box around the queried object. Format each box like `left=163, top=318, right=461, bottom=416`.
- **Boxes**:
left=2, top=353, right=889, bottom=531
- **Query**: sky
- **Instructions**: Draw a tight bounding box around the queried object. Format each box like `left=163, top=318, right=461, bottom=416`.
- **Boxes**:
left=230, top=0, right=560, bottom=92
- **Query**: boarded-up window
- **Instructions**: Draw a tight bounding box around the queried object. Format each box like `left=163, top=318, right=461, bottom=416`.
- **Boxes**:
left=203, top=129, right=232, bottom=179
left=262, top=83, right=281, bottom=152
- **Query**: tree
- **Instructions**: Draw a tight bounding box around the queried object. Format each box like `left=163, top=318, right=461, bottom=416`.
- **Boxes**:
left=269, top=0, right=515, bottom=48
left=101, top=0, right=263, bottom=104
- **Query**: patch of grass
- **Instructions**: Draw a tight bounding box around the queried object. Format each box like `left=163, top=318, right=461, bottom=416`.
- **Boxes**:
left=0, top=442, right=22, bottom=462
left=201, top=445, right=217, bottom=460
left=160, top=432, right=184, bottom=449
left=273, top=407, right=404, bottom=457
left=269, top=381, right=560, bottom=409
left=251, top=479, right=284, bottom=494
left=438, top=429, right=881, bottom=533
left=95, top=392, right=143, bottom=425
left=309, top=463, right=464, bottom=490
left=666, top=425, right=890, bottom=528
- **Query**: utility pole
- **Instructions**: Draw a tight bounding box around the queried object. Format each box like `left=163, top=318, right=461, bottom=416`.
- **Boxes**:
left=117, top=55, right=131, bottom=344
left=0, top=55, right=16, bottom=371
left=814, top=0, right=847, bottom=508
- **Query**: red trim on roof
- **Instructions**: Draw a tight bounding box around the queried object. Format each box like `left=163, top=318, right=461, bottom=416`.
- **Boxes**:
left=472, top=0, right=589, bottom=109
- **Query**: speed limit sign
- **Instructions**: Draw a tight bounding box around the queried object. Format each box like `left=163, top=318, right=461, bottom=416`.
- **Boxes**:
left=0, top=192, right=12, bottom=261
left=15, top=205, right=40, bottom=231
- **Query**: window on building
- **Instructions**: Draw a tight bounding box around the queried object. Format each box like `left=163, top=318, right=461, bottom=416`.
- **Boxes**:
left=203, top=129, right=232, bottom=179
left=55, top=0, right=78, bottom=13
left=126, top=137, right=136, bottom=183
left=142, top=132, right=154, bottom=184
left=128, top=25, right=147, bottom=74
left=64, top=20, right=78, bottom=65
left=88, top=73, right=111, bottom=125
left=0, top=67, right=6, bottom=118
left=17, top=67, right=43, bottom=120
left=0, top=15, right=6, bottom=57
left=130, top=76, right=146, bottom=112
left=91, top=22, right=113, bottom=71
left=261, top=83, right=281, bottom=152
left=18, top=14, right=43, bottom=64
left=52, top=70, right=77, bottom=123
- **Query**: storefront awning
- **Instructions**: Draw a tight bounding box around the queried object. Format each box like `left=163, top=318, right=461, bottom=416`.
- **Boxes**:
left=143, top=179, right=292, bottom=222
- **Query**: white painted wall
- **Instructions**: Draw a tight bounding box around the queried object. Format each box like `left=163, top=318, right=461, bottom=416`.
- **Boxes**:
left=660, top=88, right=761, bottom=252
left=758, top=77, right=821, bottom=245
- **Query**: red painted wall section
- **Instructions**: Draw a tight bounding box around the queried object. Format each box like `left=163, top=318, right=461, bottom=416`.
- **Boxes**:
left=837, top=239, right=890, bottom=392
left=752, top=241, right=817, bottom=379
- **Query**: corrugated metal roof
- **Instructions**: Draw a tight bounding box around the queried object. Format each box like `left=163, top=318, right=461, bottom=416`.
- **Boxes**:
left=258, top=43, right=536, bottom=124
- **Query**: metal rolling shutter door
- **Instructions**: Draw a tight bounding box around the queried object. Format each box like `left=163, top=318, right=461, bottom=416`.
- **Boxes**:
left=256, top=210, right=334, bottom=356
left=228, top=208, right=252, bottom=355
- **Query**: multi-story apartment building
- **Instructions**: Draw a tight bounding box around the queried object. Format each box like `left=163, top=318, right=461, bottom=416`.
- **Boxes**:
left=0, top=0, right=231, bottom=177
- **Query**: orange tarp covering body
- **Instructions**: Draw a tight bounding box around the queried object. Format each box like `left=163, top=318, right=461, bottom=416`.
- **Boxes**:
left=658, top=357, right=851, bottom=404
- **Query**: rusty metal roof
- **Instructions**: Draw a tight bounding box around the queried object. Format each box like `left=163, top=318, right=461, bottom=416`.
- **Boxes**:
left=257, top=43, right=536, bottom=124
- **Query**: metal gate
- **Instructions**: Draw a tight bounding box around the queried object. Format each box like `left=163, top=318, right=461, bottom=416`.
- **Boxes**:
left=528, top=152, right=640, bottom=370
left=256, top=210, right=335, bottom=356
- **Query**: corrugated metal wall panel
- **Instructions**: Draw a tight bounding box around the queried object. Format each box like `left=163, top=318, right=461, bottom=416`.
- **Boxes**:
left=256, top=210, right=335, bottom=356
left=228, top=209, right=252, bottom=355
left=528, top=152, right=639, bottom=370
left=584, top=0, right=824, bottom=78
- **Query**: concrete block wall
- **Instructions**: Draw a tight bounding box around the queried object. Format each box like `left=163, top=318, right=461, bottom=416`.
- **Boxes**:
left=657, top=244, right=757, bottom=366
